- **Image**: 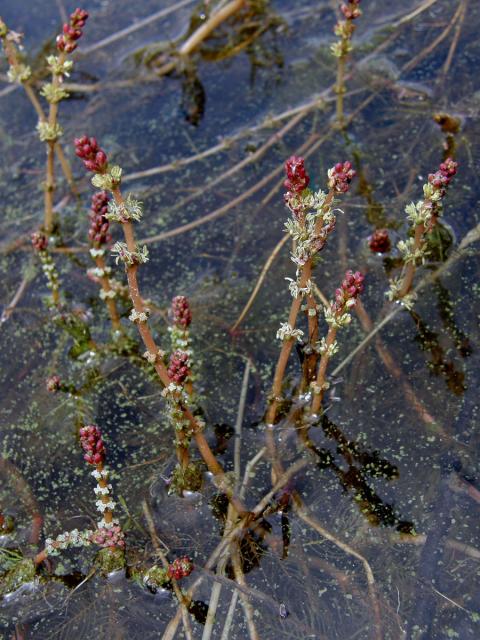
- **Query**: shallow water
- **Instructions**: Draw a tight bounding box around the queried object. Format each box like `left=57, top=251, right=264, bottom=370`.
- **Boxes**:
left=1, top=0, right=480, bottom=638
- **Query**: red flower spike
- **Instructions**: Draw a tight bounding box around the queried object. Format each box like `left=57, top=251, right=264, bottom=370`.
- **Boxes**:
left=89, top=191, right=111, bottom=246
left=284, top=156, right=310, bottom=194
left=167, top=350, right=190, bottom=385
left=368, top=229, right=391, bottom=254
left=328, top=161, right=356, bottom=193
left=57, top=8, right=88, bottom=53
left=46, top=375, right=62, bottom=392
left=332, top=269, right=364, bottom=315
left=31, top=232, right=48, bottom=252
left=79, top=424, right=105, bottom=466
left=167, top=556, right=193, bottom=580
left=171, top=296, right=192, bottom=327
left=74, top=136, right=108, bottom=173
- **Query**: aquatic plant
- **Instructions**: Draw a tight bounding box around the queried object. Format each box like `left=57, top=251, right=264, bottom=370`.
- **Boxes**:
left=1, top=2, right=477, bottom=638
left=267, top=157, right=356, bottom=427
left=39, top=7, right=89, bottom=233
left=387, top=157, right=458, bottom=308
left=74, top=135, right=236, bottom=499
left=331, top=1, right=362, bottom=126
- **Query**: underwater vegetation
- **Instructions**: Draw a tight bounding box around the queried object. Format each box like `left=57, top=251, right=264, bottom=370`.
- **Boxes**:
left=1, top=0, right=480, bottom=638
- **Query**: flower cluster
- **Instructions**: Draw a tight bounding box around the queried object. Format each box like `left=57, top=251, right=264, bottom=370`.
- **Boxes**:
left=167, top=556, right=194, bottom=580
left=74, top=136, right=108, bottom=173
left=331, top=1, right=361, bottom=58
left=171, top=296, right=192, bottom=328
left=167, top=350, right=190, bottom=385
left=45, top=528, right=93, bottom=557
left=169, top=296, right=193, bottom=355
left=333, top=270, right=364, bottom=313
left=112, top=241, right=149, bottom=266
left=368, top=228, right=391, bottom=254
left=325, top=270, right=364, bottom=328
left=89, top=191, right=111, bottom=246
left=91, top=524, right=125, bottom=549
left=106, top=193, right=143, bottom=223
left=284, top=156, right=310, bottom=193
left=79, top=424, right=106, bottom=465
left=56, top=8, right=89, bottom=53
left=276, top=322, right=304, bottom=342
left=327, top=161, right=356, bottom=193
left=46, top=375, right=62, bottom=393
left=428, top=157, right=457, bottom=192
left=31, top=232, right=48, bottom=252
left=340, top=0, right=361, bottom=20
left=31, top=233, right=60, bottom=298
left=283, top=156, right=311, bottom=219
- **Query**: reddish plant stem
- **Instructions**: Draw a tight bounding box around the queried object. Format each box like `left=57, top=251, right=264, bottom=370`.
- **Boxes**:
left=303, top=289, right=320, bottom=388
left=310, top=326, right=337, bottom=415
left=397, top=222, right=425, bottom=299
left=335, top=53, right=346, bottom=127
left=43, top=51, right=67, bottom=234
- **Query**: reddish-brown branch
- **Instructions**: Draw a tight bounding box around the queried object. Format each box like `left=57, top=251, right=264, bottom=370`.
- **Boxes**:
left=310, top=326, right=337, bottom=415
left=397, top=223, right=425, bottom=299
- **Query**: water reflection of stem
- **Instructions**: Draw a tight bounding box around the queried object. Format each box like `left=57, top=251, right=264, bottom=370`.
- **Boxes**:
left=292, top=497, right=382, bottom=640
left=230, top=543, right=260, bottom=640
left=0, top=457, right=42, bottom=545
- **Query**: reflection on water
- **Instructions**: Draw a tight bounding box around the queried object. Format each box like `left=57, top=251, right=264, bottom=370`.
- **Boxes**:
left=1, top=0, right=480, bottom=638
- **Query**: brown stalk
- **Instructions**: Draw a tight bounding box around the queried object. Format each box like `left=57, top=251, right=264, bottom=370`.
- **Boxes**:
left=43, top=50, right=68, bottom=234
left=335, top=52, right=346, bottom=127
left=179, top=0, right=246, bottom=56
left=310, top=325, right=337, bottom=415
left=396, top=222, right=425, bottom=299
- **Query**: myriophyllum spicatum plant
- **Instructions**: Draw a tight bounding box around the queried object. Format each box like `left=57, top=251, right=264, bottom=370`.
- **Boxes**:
left=387, top=157, right=457, bottom=308
left=331, top=1, right=362, bottom=127
left=36, top=424, right=124, bottom=567
left=74, top=136, right=244, bottom=504
left=266, top=157, right=356, bottom=427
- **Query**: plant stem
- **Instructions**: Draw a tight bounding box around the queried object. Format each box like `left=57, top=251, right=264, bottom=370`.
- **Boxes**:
left=397, top=222, right=425, bottom=299
left=310, top=325, right=337, bottom=415
left=336, top=53, right=346, bottom=127
left=43, top=51, right=67, bottom=234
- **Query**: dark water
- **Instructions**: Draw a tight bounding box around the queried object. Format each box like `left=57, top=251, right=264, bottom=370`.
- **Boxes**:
left=0, top=0, right=479, bottom=638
